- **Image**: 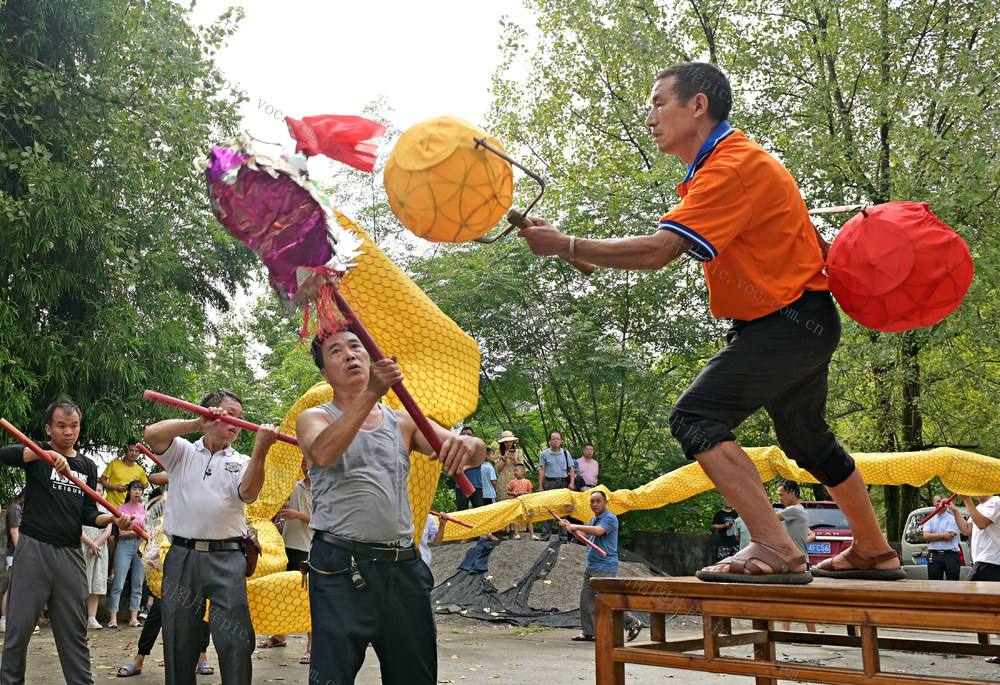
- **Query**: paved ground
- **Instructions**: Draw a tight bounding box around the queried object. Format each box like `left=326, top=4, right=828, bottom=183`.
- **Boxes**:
left=7, top=614, right=1000, bottom=683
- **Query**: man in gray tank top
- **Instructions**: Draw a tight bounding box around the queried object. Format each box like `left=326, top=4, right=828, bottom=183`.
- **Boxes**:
left=297, top=330, right=486, bottom=685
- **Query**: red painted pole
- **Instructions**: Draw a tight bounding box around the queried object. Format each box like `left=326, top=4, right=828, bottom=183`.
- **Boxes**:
left=548, top=508, right=606, bottom=555
left=329, top=286, right=476, bottom=497
left=430, top=510, right=474, bottom=529
left=143, top=391, right=299, bottom=446
left=0, top=419, right=147, bottom=541
left=135, top=443, right=166, bottom=471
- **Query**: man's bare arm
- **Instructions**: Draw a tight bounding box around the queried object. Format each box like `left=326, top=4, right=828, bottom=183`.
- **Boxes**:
left=518, top=220, right=693, bottom=271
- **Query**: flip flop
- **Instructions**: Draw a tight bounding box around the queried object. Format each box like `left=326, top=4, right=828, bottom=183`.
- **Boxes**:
left=984, top=656, right=1000, bottom=664
left=300, top=651, right=311, bottom=664
left=571, top=634, right=595, bottom=642
left=811, top=548, right=907, bottom=580
left=196, top=662, right=214, bottom=675
left=117, top=663, right=141, bottom=677
left=257, top=637, right=287, bottom=648
left=626, top=621, right=644, bottom=642
left=696, top=545, right=813, bottom=584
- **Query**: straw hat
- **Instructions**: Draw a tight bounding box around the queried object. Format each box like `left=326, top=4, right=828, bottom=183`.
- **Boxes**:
left=497, top=430, right=519, bottom=443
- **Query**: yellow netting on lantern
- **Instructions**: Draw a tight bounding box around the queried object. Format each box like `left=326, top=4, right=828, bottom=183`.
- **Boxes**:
left=384, top=116, right=513, bottom=243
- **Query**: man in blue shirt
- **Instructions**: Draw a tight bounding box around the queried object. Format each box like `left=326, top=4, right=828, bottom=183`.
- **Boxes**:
left=923, top=493, right=962, bottom=580
left=538, top=432, right=576, bottom=541
left=455, top=427, right=484, bottom=511
left=560, top=490, right=643, bottom=642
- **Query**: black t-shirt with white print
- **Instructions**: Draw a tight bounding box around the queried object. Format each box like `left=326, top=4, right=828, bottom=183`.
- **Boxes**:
left=0, top=440, right=101, bottom=547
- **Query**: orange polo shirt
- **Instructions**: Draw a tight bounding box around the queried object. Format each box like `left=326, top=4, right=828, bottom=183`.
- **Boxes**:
left=658, top=127, right=828, bottom=321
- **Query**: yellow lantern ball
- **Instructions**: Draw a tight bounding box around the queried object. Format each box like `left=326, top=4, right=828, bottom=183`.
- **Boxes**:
left=384, top=116, right=514, bottom=243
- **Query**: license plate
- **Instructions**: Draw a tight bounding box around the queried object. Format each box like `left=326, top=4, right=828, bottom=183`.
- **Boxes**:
left=807, top=542, right=830, bottom=554
left=915, top=556, right=928, bottom=565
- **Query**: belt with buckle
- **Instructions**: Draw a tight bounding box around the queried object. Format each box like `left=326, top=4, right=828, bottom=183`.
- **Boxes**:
left=315, top=531, right=418, bottom=562
left=172, top=536, right=243, bottom=552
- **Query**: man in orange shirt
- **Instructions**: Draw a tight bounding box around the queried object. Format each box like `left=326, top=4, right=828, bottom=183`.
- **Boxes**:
left=518, top=62, right=903, bottom=583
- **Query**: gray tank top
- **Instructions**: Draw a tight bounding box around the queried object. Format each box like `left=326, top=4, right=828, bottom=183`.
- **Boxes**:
left=309, top=401, right=414, bottom=543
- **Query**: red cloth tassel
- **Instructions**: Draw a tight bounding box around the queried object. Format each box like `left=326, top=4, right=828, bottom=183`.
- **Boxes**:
left=285, top=114, right=387, bottom=173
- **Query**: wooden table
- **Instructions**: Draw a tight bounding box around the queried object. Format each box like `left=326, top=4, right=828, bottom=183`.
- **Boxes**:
left=592, top=576, right=1000, bottom=684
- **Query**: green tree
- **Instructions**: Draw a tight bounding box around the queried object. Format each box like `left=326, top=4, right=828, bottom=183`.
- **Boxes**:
left=0, top=0, right=255, bottom=481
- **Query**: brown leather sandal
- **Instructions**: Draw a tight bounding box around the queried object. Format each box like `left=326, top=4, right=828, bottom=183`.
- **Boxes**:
left=811, top=548, right=906, bottom=580
left=696, top=544, right=813, bottom=584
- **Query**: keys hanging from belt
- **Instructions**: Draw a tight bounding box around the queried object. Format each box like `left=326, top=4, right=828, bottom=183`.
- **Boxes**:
left=299, top=555, right=367, bottom=591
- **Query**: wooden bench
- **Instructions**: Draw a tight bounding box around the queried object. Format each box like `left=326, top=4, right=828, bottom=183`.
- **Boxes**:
left=592, top=576, right=1000, bottom=684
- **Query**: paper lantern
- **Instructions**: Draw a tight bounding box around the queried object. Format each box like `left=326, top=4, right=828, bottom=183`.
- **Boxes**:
left=384, top=116, right=513, bottom=243
left=826, top=201, right=973, bottom=332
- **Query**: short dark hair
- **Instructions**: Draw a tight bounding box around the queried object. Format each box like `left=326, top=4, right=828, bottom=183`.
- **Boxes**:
left=583, top=442, right=594, bottom=449
left=657, top=62, right=732, bottom=122
left=199, top=389, right=243, bottom=409
left=310, top=333, right=327, bottom=369
left=780, top=479, right=800, bottom=497
left=590, top=489, right=608, bottom=501
left=549, top=431, right=562, bottom=440
left=461, top=426, right=475, bottom=435
left=45, top=398, right=81, bottom=425
left=127, top=438, right=139, bottom=448
left=127, top=479, right=144, bottom=492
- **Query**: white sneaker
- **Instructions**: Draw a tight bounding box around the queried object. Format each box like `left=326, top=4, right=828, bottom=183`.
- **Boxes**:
left=531, top=534, right=540, bottom=541
left=514, top=534, right=522, bottom=540
left=32, top=625, right=40, bottom=634
left=87, top=618, right=103, bottom=630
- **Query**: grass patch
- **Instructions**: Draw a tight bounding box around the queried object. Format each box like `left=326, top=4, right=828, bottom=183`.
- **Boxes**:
left=512, top=623, right=553, bottom=636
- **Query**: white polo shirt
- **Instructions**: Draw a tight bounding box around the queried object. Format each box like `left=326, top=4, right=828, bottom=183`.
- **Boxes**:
left=158, top=436, right=251, bottom=540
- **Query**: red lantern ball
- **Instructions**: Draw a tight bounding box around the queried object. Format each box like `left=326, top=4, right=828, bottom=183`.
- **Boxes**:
left=826, top=201, right=974, bottom=332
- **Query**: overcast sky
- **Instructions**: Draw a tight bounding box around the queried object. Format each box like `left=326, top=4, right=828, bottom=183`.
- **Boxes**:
left=190, top=0, right=536, bottom=147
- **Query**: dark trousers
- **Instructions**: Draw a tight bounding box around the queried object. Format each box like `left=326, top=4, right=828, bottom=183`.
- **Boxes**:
left=162, top=545, right=254, bottom=685
left=927, top=550, right=961, bottom=580
left=541, top=477, right=570, bottom=539
left=138, top=597, right=210, bottom=656
left=969, top=561, right=1000, bottom=582
left=308, top=537, right=436, bottom=685
left=668, top=290, right=856, bottom=487
left=1, top=535, right=92, bottom=685
left=455, top=487, right=483, bottom=511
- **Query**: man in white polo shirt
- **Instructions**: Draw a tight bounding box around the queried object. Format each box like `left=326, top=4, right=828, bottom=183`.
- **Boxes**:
left=145, top=389, right=278, bottom=685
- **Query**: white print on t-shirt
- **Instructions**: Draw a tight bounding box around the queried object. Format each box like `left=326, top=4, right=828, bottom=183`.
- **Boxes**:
left=225, top=461, right=242, bottom=473
left=49, top=467, right=86, bottom=495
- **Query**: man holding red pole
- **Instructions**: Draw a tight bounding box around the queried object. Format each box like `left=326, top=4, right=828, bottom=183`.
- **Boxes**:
left=0, top=398, right=135, bottom=685
left=144, top=389, right=278, bottom=685
left=560, top=490, right=643, bottom=643
left=297, top=330, right=485, bottom=685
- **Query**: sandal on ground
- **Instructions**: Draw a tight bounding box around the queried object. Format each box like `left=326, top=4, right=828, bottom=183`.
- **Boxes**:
left=117, top=664, right=141, bottom=677
left=300, top=651, right=311, bottom=664
left=129, top=619, right=141, bottom=627
left=626, top=620, right=644, bottom=642
left=571, top=634, right=595, bottom=642
left=984, top=656, right=1000, bottom=664
left=696, top=545, right=813, bottom=584
left=195, top=662, right=214, bottom=675
left=107, top=621, right=118, bottom=630
left=257, top=636, right=287, bottom=648
left=810, top=548, right=907, bottom=580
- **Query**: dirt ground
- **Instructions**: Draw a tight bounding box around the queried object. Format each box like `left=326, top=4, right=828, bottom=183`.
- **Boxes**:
left=8, top=612, right=1000, bottom=683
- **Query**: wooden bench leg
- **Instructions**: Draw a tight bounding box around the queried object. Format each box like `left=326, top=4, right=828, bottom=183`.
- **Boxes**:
left=861, top=625, right=880, bottom=677
left=650, top=612, right=666, bottom=642
left=595, top=594, right=625, bottom=685
left=752, top=619, right=776, bottom=685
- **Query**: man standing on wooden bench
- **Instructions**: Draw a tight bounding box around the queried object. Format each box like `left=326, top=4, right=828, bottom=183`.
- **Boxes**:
left=518, top=61, right=904, bottom=584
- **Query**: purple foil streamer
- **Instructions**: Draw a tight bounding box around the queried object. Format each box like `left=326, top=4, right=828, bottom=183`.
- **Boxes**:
left=206, top=146, right=248, bottom=184
left=209, top=165, right=333, bottom=296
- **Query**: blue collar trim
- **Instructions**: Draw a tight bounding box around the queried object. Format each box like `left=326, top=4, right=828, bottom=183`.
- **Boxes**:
left=683, top=120, right=734, bottom=183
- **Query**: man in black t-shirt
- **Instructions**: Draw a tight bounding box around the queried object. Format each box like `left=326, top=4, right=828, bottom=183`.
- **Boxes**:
left=711, top=503, right=739, bottom=561
left=0, top=398, right=133, bottom=685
